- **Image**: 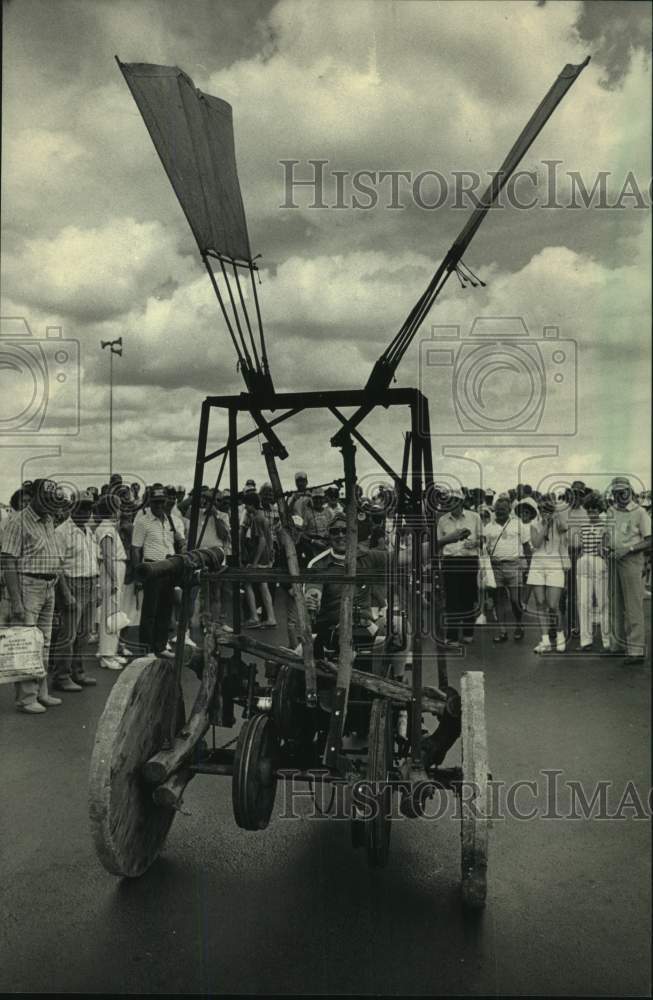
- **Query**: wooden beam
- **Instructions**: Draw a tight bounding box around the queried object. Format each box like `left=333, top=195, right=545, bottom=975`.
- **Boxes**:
left=221, top=633, right=446, bottom=713
left=325, top=434, right=357, bottom=767
left=262, top=442, right=317, bottom=706
left=142, top=650, right=218, bottom=785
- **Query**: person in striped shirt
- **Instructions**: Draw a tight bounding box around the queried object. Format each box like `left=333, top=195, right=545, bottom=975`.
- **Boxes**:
left=575, top=493, right=611, bottom=651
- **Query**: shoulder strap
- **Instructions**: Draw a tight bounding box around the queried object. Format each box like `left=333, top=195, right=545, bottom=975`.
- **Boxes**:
left=487, top=518, right=510, bottom=557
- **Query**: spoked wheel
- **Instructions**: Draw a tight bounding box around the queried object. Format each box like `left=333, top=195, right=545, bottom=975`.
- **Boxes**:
left=232, top=713, right=279, bottom=830
left=88, top=656, right=185, bottom=878
left=460, top=671, right=489, bottom=909
left=364, top=698, right=393, bottom=868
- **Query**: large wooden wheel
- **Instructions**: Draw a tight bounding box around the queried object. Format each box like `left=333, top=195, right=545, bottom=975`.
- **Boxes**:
left=88, top=656, right=185, bottom=878
left=460, top=671, right=489, bottom=909
left=364, top=698, right=393, bottom=868
left=232, top=713, right=279, bottom=830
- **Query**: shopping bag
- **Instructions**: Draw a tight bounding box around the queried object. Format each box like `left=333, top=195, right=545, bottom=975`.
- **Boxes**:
left=479, top=552, right=496, bottom=590
left=0, top=626, right=46, bottom=684
left=106, top=610, right=130, bottom=635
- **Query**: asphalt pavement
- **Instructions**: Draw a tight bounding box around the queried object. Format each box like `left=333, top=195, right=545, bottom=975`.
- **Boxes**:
left=1, top=606, right=650, bottom=996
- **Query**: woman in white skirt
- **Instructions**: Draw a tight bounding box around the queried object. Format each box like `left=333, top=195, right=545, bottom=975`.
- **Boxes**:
left=526, top=496, right=570, bottom=653
left=94, top=495, right=128, bottom=670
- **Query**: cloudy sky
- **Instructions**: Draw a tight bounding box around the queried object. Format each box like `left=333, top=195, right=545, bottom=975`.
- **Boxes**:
left=1, top=0, right=650, bottom=499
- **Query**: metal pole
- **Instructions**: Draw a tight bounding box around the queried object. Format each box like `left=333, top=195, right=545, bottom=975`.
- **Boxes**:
left=108, top=349, right=113, bottom=479
left=228, top=407, right=241, bottom=639
left=410, top=403, right=424, bottom=759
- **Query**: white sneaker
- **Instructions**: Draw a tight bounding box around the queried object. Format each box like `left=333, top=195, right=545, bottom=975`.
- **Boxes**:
left=99, top=657, right=124, bottom=671
left=555, top=632, right=566, bottom=652
left=534, top=639, right=552, bottom=654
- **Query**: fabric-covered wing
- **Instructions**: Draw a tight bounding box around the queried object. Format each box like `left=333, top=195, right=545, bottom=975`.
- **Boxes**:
left=118, top=60, right=251, bottom=263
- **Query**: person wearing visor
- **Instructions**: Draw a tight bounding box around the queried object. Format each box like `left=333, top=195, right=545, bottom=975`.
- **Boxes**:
left=526, top=494, right=569, bottom=654
left=1, top=479, right=64, bottom=713
left=605, top=477, right=651, bottom=664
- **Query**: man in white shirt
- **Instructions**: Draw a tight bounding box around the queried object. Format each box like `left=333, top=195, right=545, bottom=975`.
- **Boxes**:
left=436, top=489, right=481, bottom=645
left=484, top=497, right=526, bottom=643
left=132, top=486, right=180, bottom=656
left=52, top=492, right=100, bottom=690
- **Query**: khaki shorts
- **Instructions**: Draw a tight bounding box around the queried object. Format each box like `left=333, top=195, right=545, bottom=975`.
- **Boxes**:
left=527, top=564, right=565, bottom=589
left=491, top=560, right=522, bottom=590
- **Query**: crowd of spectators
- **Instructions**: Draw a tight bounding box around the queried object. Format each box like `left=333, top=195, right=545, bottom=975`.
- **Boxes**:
left=0, top=470, right=649, bottom=715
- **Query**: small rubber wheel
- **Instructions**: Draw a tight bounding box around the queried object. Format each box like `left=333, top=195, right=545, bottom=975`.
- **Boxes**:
left=364, top=698, right=393, bottom=868
left=232, top=713, right=279, bottom=830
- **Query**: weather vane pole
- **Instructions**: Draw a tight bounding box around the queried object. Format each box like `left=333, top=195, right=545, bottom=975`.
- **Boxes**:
left=101, top=337, right=123, bottom=478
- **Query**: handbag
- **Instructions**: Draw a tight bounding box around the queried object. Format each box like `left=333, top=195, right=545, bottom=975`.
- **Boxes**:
left=0, top=625, right=45, bottom=685
left=106, top=610, right=130, bottom=635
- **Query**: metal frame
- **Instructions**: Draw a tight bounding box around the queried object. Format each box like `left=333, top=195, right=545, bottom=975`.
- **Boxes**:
left=176, top=387, right=449, bottom=773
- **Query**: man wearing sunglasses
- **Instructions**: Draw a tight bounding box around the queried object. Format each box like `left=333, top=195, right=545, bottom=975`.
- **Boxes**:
left=304, top=513, right=385, bottom=654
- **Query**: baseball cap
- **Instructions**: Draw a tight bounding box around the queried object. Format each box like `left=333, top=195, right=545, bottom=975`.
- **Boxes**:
left=329, top=513, right=347, bottom=531
left=149, top=487, right=167, bottom=501
left=610, top=476, right=631, bottom=491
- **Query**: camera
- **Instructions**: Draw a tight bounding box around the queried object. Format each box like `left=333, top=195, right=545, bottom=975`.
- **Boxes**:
left=0, top=317, right=80, bottom=435
left=419, top=317, right=576, bottom=436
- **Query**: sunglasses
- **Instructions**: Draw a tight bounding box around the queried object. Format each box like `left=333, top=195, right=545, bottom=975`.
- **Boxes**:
left=329, top=527, right=348, bottom=536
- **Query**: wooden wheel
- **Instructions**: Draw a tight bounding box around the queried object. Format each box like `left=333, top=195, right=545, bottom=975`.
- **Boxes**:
left=88, top=656, right=185, bottom=878
left=232, top=713, right=279, bottom=830
left=364, top=698, right=393, bottom=868
left=460, top=671, right=489, bottom=909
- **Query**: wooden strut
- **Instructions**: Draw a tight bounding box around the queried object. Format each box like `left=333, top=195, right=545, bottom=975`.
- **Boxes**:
left=261, top=441, right=318, bottom=707
left=220, top=632, right=447, bottom=714
left=142, top=646, right=219, bottom=785
left=152, top=768, right=195, bottom=812
left=324, top=434, right=358, bottom=768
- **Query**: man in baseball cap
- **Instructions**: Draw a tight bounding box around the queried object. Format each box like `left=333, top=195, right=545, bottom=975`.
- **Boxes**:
left=436, top=485, right=481, bottom=645
left=52, top=491, right=100, bottom=691
left=605, top=476, right=651, bottom=664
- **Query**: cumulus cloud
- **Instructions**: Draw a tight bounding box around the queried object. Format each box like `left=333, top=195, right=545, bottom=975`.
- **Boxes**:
left=0, top=0, right=650, bottom=492
left=2, top=218, right=194, bottom=322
